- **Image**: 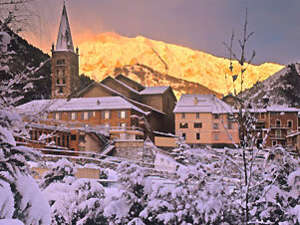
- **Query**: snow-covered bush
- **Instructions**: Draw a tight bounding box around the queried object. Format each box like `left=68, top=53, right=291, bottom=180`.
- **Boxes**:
left=104, top=161, right=149, bottom=225
left=41, top=159, right=107, bottom=225
left=40, top=158, right=76, bottom=189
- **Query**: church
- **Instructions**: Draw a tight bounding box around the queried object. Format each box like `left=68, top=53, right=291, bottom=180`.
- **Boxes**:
left=16, top=3, right=177, bottom=153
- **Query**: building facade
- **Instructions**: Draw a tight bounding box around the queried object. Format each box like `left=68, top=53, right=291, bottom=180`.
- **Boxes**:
left=173, top=94, right=239, bottom=146
left=253, top=107, right=299, bottom=148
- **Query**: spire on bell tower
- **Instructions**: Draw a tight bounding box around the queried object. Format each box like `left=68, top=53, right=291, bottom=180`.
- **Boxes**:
left=56, top=1, right=74, bottom=52
left=51, top=1, right=79, bottom=99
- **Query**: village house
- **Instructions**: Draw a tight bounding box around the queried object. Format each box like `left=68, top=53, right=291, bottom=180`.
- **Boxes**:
left=173, top=94, right=240, bottom=147
left=253, top=106, right=299, bottom=149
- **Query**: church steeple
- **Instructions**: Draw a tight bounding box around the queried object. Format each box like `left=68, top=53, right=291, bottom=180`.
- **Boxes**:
left=56, top=2, right=74, bottom=52
left=51, top=2, right=79, bottom=99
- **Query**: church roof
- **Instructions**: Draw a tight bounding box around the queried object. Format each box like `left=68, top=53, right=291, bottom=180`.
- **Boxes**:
left=17, top=97, right=148, bottom=115
left=56, top=3, right=74, bottom=52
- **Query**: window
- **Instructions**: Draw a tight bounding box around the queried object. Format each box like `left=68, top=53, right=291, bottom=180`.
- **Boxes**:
left=196, top=113, right=200, bottom=119
left=213, top=114, right=219, bottom=119
left=182, top=133, right=186, bottom=140
left=88, top=111, right=93, bottom=119
left=79, top=135, right=85, bottom=143
left=261, top=113, right=265, bottom=119
left=56, top=78, right=60, bottom=84
left=83, top=112, right=89, bottom=120
left=71, top=112, right=76, bottom=120
left=62, top=135, right=65, bottom=146
left=228, top=121, right=233, bottom=129
left=194, top=122, right=202, bottom=128
left=213, top=123, right=219, bottom=129
left=103, top=111, right=110, bottom=120
left=180, top=122, right=188, bottom=128
left=119, top=110, right=126, bottom=119
left=58, top=87, right=63, bottom=94
left=196, top=133, right=200, bottom=140
left=287, top=120, right=293, bottom=128
left=275, top=130, right=281, bottom=138
left=62, top=78, right=65, bottom=84
left=55, top=112, right=61, bottom=120
left=66, top=136, right=69, bottom=147
left=57, top=59, right=65, bottom=65
left=214, top=133, right=219, bottom=140
left=57, top=137, right=61, bottom=146
left=70, top=135, right=76, bottom=141
left=276, top=120, right=281, bottom=128
left=120, top=123, right=126, bottom=128
left=182, top=113, right=186, bottom=119
left=272, top=140, right=277, bottom=146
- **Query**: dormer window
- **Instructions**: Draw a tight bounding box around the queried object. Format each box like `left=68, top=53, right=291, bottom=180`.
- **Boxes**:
left=57, top=79, right=60, bottom=84
left=62, top=78, right=65, bottom=84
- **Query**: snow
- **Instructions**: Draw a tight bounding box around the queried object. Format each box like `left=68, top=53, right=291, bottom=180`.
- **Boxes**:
left=174, top=94, right=233, bottom=113
left=0, top=181, right=14, bottom=219
left=15, top=174, right=51, bottom=225
left=16, top=96, right=147, bottom=115
left=139, top=86, right=169, bottom=95
left=0, top=219, right=24, bottom=225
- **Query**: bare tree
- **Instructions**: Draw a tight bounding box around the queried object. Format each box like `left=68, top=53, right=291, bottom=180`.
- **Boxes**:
left=223, top=9, right=262, bottom=224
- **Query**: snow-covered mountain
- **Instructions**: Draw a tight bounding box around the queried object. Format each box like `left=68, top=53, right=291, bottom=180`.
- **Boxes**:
left=78, top=32, right=284, bottom=95
left=240, top=63, right=300, bottom=107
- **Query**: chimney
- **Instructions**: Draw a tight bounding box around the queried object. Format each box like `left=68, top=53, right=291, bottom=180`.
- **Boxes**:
left=194, top=97, right=199, bottom=105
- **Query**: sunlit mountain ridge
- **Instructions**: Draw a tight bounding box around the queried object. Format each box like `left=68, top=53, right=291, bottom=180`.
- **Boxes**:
left=78, top=32, right=284, bottom=95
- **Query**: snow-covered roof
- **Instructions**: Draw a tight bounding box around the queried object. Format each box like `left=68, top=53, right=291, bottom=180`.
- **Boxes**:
left=76, top=82, right=166, bottom=115
left=139, top=86, right=169, bottom=95
left=173, top=94, right=233, bottom=114
left=17, top=97, right=147, bottom=115
left=250, top=105, right=300, bottom=113
left=286, top=131, right=300, bottom=138
left=103, top=76, right=140, bottom=95
left=56, top=3, right=74, bottom=52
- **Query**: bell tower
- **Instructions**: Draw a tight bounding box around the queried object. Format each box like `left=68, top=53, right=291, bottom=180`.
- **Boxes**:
left=51, top=2, right=79, bottom=99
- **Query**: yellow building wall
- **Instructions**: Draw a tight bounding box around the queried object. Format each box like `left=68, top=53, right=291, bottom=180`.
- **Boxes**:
left=175, top=112, right=239, bottom=145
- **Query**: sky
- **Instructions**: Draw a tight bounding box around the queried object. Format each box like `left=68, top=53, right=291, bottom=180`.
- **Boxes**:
left=22, top=0, right=300, bottom=65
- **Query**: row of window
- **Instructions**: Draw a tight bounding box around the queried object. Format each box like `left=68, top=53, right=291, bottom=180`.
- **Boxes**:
left=181, top=113, right=220, bottom=119
left=179, top=122, right=233, bottom=130
left=28, top=130, right=79, bottom=147
left=274, top=120, right=293, bottom=128
left=181, top=132, right=219, bottom=141
left=52, top=110, right=128, bottom=121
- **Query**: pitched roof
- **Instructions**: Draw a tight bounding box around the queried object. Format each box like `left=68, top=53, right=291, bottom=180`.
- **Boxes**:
left=56, top=3, right=74, bottom=52
left=17, top=96, right=147, bottom=115
left=76, top=82, right=166, bottom=115
left=115, top=74, right=145, bottom=91
left=139, top=86, right=170, bottom=95
left=101, top=76, right=140, bottom=95
left=173, top=94, right=233, bottom=114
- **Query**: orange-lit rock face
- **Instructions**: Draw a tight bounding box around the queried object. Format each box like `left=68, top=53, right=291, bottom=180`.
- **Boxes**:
left=78, top=32, right=284, bottom=95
